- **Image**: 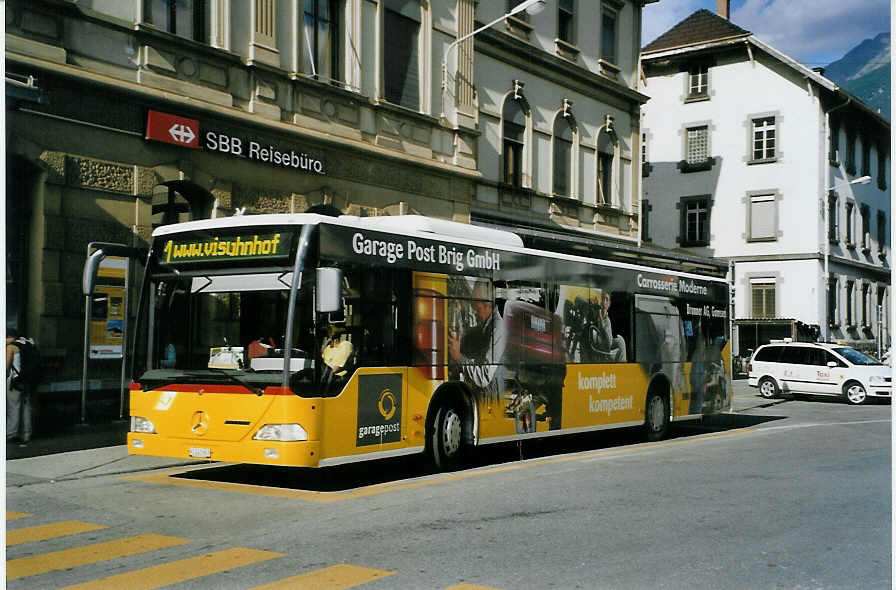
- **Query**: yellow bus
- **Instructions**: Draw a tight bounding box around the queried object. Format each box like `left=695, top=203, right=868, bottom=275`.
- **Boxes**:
left=127, top=213, right=732, bottom=469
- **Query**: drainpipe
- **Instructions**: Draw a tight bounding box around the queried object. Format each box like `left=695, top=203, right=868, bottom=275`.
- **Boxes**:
left=823, top=95, right=851, bottom=342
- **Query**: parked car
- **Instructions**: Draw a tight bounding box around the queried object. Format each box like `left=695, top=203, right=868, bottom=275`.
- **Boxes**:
left=748, top=341, right=892, bottom=405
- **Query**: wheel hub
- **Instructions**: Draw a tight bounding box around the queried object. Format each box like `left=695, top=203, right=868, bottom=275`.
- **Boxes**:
left=442, top=409, right=461, bottom=456
left=648, top=397, right=664, bottom=431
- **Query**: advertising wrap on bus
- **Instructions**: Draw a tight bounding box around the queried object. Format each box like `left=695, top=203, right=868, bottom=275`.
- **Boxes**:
left=127, top=214, right=731, bottom=470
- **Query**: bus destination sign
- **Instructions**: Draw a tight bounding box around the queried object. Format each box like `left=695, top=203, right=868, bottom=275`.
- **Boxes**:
left=160, top=232, right=294, bottom=265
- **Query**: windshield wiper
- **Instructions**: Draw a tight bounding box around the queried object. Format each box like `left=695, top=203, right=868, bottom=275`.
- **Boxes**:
left=138, top=371, right=193, bottom=392
left=208, top=368, right=263, bottom=395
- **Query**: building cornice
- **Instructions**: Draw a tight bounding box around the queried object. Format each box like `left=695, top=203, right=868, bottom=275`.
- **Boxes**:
left=6, top=47, right=484, bottom=181
left=476, top=26, right=650, bottom=108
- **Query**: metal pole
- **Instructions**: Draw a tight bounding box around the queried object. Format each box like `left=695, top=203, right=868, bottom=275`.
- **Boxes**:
left=81, top=293, right=91, bottom=424
left=119, top=259, right=129, bottom=419
left=877, top=304, right=883, bottom=358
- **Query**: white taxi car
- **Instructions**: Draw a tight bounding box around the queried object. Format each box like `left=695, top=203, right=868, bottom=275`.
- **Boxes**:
left=748, top=341, right=892, bottom=405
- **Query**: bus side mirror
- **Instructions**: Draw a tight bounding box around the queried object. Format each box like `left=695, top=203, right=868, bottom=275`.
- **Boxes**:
left=316, top=267, right=343, bottom=313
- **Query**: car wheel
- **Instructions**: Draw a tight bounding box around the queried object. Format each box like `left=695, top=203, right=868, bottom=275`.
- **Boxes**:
left=644, top=390, right=669, bottom=442
left=843, top=382, right=867, bottom=405
left=758, top=377, right=779, bottom=399
left=431, top=402, right=464, bottom=470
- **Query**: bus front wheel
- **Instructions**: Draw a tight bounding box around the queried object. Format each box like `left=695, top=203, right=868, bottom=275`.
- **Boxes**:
left=431, top=402, right=464, bottom=470
left=644, top=390, right=669, bottom=442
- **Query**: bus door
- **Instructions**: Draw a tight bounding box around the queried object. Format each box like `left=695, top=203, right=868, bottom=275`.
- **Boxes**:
left=634, top=295, right=688, bottom=415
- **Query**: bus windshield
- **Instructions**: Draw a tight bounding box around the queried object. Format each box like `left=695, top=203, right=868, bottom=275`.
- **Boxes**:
left=135, top=270, right=317, bottom=390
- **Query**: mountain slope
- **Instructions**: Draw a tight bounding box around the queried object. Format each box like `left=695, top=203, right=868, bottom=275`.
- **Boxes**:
left=825, top=33, right=890, bottom=118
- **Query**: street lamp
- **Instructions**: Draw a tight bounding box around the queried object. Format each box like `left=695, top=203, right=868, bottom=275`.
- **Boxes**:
left=440, top=0, right=547, bottom=126
left=822, top=174, right=872, bottom=341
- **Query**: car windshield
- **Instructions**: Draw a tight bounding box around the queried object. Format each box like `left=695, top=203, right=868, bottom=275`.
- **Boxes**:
left=832, top=347, right=882, bottom=366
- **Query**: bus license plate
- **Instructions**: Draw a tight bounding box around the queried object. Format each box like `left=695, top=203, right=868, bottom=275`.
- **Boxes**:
left=189, top=447, right=211, bottom=459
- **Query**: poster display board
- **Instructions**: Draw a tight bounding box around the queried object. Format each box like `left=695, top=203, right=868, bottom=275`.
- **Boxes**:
left=89, top=255, right=128, bottom=359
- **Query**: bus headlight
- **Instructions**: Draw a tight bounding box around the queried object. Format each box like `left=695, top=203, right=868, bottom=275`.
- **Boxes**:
left=130, top=416, right=156, bottom=434
left=253, top=424, right=308, bottom=442
left=869, top=375, right=888, bottom=385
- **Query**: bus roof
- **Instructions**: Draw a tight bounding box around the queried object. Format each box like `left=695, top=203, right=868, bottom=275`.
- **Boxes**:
left=151, top=213, right=727, bottom=284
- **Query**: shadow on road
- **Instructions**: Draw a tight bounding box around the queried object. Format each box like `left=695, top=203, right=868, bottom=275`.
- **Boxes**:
left=172, top=412, right=786, bottom=492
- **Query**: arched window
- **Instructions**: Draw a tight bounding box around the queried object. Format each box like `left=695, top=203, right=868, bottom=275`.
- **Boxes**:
left=553, top=112, right=575, bottom=197
left=597, top=129, right=616, bottom=206
left=503, top=97, right=527, bottom=187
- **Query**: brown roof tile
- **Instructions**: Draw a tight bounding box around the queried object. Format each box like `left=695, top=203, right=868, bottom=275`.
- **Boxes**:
left=643, top=8, right=751, bottom=53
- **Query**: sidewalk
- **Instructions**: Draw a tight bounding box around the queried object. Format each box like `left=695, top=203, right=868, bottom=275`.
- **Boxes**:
left=6, top=419, right=130, bottom=461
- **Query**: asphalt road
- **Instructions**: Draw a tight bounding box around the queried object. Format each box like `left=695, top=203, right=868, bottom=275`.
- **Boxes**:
left=6, top=381, right=891, bottom=589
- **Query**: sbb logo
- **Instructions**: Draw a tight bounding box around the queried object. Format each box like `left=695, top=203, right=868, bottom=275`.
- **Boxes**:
left=205, top=132, right=243, bottom=156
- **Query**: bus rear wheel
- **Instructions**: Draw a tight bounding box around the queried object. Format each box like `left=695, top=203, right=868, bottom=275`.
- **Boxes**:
left=431, top=402, right=464, bottom=470
left=644, top=389, right=669, bottom=442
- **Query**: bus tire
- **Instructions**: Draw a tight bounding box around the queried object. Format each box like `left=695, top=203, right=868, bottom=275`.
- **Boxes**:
left=431, top=401, right=464, bottom=470
left=644, top=388, right=669, bottom=442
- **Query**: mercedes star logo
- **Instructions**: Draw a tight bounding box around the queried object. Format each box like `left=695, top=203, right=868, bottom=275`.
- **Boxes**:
left=190, top=411, right=210, bottom=436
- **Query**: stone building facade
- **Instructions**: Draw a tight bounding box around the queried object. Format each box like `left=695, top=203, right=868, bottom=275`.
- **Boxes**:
left=6, top=0, right=677, bottom=419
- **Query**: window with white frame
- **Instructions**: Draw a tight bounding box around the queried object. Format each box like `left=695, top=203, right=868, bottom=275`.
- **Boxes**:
left=748, top=193, right=777, bottom=241
left=861, top=283, right=870, bottom=327
left=503, top=97, right=527, bottom=187
left=828, top=193, right=839, bottom=242
left=750, top=278, right=776, bottom=318
left=860, top=205, right=871, bottom=251
left=686, top=126, right=708, bottom=164
left=383, top=0, right=420, bottom=110
left=828, top=278, right=839, bottom=326
left=861, top=136, right=871, bottom=176
left=303, top=0, right=341, bottom=84
left=600, top=6, right=617, bottom=64
left=845, top=280, right=855, bottom=326
left=752, top=117, right=776, bottom=161
left=846, top=128, right=856, bottom=174
left=597, top=130, right=615, bottom=206
left=688, top=64, right=708, bottom=98
left=558, top=0, right=575, bottom=44
left=846, top=202, right=855, bottom=246
left=145, top=0, right=208, bottom=41
left=553, top=113, right=574, bottom=197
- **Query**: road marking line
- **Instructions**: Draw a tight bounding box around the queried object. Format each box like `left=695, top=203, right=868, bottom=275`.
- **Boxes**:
left=250, top=563, right=394, bottom=590
left=6, top=511, right=31, bottom=520
left=7, top=521, right=108, bottom=546
left=756, top=419, right=891, bottom=432
left=444, top=585, right=504, bottom=590
left=58, top=547, right=283, bottom=590
left=5, top=533, right=190, bottom=580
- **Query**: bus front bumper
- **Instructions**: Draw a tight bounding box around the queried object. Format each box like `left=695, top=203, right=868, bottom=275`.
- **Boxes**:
left=127, top=433, right=322, bottom=467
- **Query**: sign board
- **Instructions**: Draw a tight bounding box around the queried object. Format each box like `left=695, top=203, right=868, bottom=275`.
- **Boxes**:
left=89, top=255, right=128, bottom=359
left=145, top=110, right=325, bottom=174
left=145, top=110, right=199, bottom=148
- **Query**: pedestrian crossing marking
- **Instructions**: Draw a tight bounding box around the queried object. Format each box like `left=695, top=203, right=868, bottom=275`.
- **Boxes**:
left=57, top=547, right=283, bottom=590
left=6, top=511, right=31, bottom=520
left=7, top=520, right=107, bottom=546
left=6, top=533, right=190, bottom=580
left=250, top=563, right=395, bottom=589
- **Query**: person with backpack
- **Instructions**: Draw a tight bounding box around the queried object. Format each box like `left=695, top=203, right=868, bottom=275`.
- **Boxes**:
left=6, top=329, right=37, bottom=445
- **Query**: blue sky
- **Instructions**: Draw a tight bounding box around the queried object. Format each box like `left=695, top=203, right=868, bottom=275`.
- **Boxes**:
left=642, top=0, right=890, bottom=67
